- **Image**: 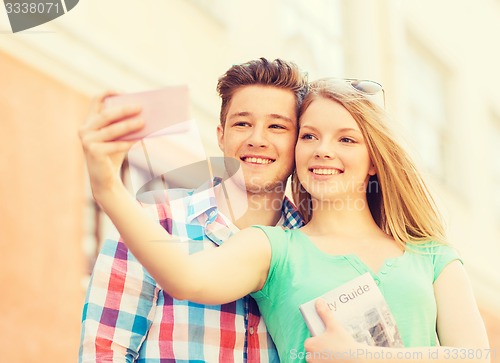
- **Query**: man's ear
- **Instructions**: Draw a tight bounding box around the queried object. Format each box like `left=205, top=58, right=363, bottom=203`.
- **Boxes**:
left=216, top=124, right=225, bottom=152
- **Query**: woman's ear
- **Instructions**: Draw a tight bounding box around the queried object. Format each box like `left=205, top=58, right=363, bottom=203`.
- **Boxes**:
left=368, top=163, right=377, bottom=176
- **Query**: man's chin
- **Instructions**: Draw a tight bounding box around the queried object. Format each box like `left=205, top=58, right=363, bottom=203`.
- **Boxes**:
left=243, top=179, right=288, bottom=194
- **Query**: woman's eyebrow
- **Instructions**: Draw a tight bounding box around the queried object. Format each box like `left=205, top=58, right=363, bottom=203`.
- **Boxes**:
left=299, top=124, right=318, bottom=132
left=299, top=125, right=361, bottom=134
left=336, top=127, right=362, bottom=134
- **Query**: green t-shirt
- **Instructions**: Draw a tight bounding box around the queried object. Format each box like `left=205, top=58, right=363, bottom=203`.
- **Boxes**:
left=250, top=226, right=461, bottom=363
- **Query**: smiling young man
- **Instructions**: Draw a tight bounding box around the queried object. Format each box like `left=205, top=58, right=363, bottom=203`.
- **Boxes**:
left=79, top=58, right=308, bottom=363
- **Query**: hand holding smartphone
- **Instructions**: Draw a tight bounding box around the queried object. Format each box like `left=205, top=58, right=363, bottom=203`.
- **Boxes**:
left=104, top=85, right=191, bottom=141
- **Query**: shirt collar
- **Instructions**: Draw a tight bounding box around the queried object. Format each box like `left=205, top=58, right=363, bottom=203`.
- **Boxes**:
left=185, top=177, right=221, bottom=224
left=184, top=180, right=304, bottom=244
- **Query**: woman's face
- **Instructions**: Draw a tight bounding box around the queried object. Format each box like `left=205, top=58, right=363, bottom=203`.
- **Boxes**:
left=295, top=97, right=376, bottom=203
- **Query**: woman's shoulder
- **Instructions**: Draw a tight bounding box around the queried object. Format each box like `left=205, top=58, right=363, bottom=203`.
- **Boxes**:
left=406, top=240, right=458, bottom=255
left=405, top=241, right=462, bottom=275
left=249, top=226, right=310, bottom=249
left=250, top=225, right=301, bottom=238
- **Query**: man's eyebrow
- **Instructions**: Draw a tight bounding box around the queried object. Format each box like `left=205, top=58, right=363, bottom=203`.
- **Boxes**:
left=269, top=113, right=295, bottom=124
left=228, top=112, right=295, bottom=124
left=228, top=111, right=251, bottom=120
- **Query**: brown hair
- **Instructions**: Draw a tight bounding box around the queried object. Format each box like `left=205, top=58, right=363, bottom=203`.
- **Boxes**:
left=216, top=58, right=308, bottom=128
left=292, top=79, right=446, bottom=246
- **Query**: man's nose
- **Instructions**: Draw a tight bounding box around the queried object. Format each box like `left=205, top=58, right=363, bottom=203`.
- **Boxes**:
left=247, top=127, right=269, bottom=148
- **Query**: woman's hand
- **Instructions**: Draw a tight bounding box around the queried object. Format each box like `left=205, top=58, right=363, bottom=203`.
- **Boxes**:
left=78, top=92, right=144, bottom=200
left=304, top=299, right=361, bottom=363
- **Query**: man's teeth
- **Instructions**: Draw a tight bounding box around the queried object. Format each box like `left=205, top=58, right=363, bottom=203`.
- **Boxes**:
left=312, top=168, right=340, bottom=175
left=244, top=157, right=273, bottom=164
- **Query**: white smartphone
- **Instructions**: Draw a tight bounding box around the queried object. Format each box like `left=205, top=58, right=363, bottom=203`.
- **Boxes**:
left=104, top=85, right=191, bottom=141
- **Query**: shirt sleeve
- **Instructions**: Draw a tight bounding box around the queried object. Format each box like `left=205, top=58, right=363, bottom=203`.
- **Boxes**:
left=79, top=191, right=172, bottom=363
left=79, top=240, right=159, bottom=363
left=250, top=226, right=289, bottom=301
left=432, top=244, right=463, bottom=282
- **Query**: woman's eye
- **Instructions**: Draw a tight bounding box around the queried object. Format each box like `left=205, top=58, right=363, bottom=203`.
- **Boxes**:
left=300, top=133, right=316, bottom=140
left=340, top=137, right=356, bottom=143
left=269, top=124, right=286, bottom=130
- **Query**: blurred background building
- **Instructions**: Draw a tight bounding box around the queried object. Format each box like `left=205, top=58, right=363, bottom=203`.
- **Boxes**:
left=1, top=0, right=499, bottom=361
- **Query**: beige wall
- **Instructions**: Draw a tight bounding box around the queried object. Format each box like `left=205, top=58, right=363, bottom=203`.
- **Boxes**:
left=0, top=51, right=89, bottom=362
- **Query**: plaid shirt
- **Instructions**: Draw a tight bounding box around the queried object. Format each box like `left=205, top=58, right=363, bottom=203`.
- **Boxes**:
left=79, top=180, right=304, bottom=363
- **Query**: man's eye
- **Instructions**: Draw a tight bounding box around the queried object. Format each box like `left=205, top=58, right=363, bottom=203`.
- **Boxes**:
left=234, top=122, right=250, bottom=127
left=269, top=124, right=286, bottom=130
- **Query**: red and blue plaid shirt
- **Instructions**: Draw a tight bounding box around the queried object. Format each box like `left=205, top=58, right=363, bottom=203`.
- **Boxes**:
left=79, top=180, right=304, bottom=363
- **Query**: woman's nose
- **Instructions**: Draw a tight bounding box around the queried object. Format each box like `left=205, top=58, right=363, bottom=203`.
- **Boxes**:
left=314, top=143, right=336, bottom=159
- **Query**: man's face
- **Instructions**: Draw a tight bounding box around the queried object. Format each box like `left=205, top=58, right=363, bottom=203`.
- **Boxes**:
left=217, top=85, right=298, bottom=194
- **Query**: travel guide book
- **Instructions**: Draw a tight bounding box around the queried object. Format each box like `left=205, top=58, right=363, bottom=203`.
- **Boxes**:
left=299, top=272, right=404, bottom=347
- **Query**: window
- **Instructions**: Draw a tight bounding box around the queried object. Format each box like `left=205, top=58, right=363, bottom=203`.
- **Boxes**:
left=288, top=0, right=342, bottom=38
left=188, top=0, right=230, bottom=25
left=491, top=111, right=500, bottom=214
left=405, top=40, right=450, bottom=182
left=281, top=0, right=344, bottom=77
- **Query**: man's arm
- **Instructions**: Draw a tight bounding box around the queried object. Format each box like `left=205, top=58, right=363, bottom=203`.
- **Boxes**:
left=79, top=239, right=158, bottom=363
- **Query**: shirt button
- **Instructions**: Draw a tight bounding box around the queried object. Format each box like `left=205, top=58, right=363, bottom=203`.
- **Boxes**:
left=386, top=261, right=393, bottom=267
left=249, top=327, right=254, bottom=335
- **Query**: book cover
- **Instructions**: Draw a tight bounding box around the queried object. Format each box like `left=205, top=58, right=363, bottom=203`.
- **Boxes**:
left=299, top=272, right=404, bottom=347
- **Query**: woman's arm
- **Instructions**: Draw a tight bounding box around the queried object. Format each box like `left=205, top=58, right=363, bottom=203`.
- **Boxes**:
left=79, top=95, right=270, bottom=305
left=304, top=261, right=491, bottom=363
left=96, top=184, right=270, bottom=304
left=433, top=259, right=490, bottom=352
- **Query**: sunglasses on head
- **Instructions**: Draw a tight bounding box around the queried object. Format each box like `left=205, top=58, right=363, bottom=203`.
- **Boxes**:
left=317, top=78, right=386, bottom=108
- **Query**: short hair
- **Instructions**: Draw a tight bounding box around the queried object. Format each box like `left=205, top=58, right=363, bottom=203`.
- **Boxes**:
left=292, top=78, right=446, bottom=247
left=216, top=58, right=308, bottom=128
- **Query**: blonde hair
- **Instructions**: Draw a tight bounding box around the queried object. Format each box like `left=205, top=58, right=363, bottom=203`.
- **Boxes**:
left=292, top=79, right=446, bottom=247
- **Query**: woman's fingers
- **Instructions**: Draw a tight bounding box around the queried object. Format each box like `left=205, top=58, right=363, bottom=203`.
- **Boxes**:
left=94, top=115, right=144, bottom=142
left=79, top=93, right=145, bottom=147
left=80, top=116, right=144, bottom=154
left=84, top=104, right=142, bottom=133
left=85, top=91, right=120, bottom=126
left=85, top=139, right=138, bottom=157
left=81, top=90, right=142, bottom=131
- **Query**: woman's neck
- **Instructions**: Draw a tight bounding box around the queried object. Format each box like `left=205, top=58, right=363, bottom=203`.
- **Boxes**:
left=302, top=196, right=382, bottom=238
